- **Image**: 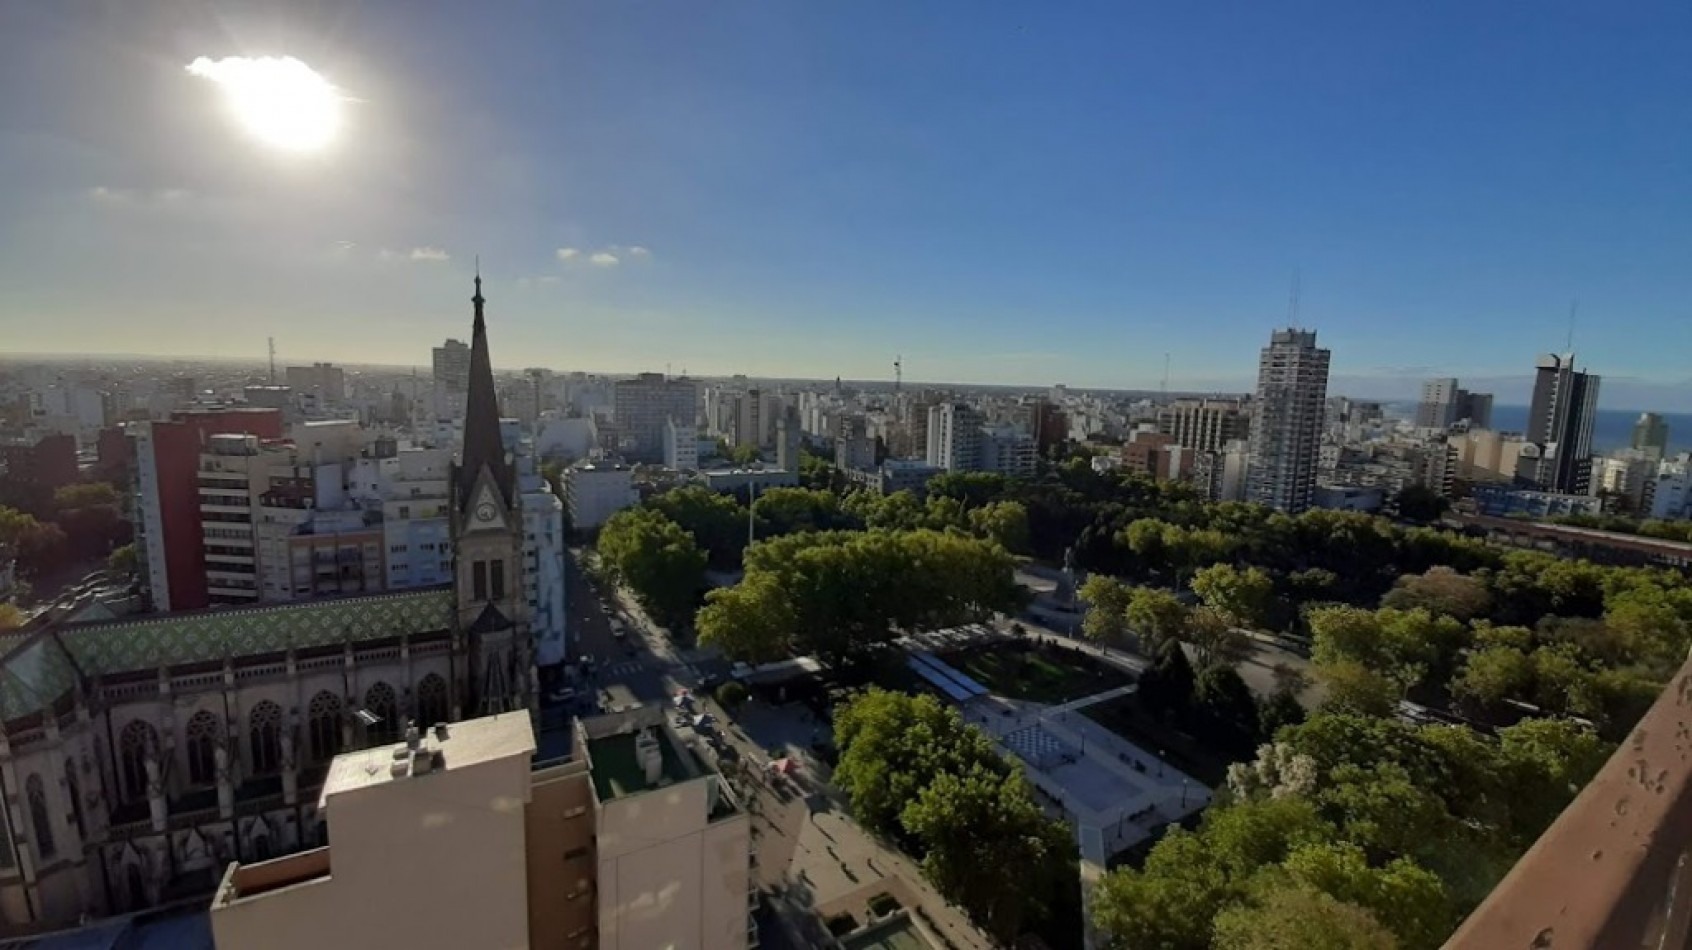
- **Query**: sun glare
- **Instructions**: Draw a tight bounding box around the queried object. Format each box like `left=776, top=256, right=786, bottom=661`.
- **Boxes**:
left=187, top=55, right=342, bottom=152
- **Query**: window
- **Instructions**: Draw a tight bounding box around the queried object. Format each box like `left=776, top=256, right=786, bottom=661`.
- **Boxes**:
left=64, top=760, right=83, bottom=839
left=364, top=682, right=399, bottom=743
left=472, top=560, right=487, bottom=600
left=249, top=701, right=282, bottom=775
left=491, top=560, right=506, bottom=600
left=415, top=673, right=449, bottom=727
left=185, top=710, right=220, bottom=785
left=118, top=720, right=157, bottom=802
left=308, top=691, right=343, bottom=761
left=26, top=775, right=54, bottom=860
left=398, top=505, right=410, bottom=518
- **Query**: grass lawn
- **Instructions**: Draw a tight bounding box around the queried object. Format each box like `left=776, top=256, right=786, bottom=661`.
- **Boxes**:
left=1081, top=693, right=1234, bottom=788
left=947, top=643, right=1131, bottom=704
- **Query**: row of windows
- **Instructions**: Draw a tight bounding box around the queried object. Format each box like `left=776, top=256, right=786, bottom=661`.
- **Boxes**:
left=113, top=676, right=452, bottom=802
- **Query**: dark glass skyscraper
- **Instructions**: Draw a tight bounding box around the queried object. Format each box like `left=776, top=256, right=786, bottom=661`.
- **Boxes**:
left=1517, top=353, right=1600, bottom=493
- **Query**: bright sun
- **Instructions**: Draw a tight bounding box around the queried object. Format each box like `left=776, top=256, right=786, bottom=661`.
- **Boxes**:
left=187, top=55, right=343, bottom=152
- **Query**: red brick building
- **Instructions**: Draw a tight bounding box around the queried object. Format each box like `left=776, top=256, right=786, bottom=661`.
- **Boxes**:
left=132, top=408, right=284, bottom=611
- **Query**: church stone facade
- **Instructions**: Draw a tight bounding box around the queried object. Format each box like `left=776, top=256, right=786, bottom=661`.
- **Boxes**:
left=0, top=280, right=536, bottom=930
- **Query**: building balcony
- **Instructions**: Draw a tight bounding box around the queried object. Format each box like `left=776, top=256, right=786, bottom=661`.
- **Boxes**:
left=1448, top=650, right=1692, bottom=948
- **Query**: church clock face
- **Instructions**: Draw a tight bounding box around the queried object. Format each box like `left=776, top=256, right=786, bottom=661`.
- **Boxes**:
left=475, top=501, right=498, bottom=524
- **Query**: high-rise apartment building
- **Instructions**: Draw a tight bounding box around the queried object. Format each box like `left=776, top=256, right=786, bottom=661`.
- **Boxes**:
left=613, top=374, right=699, bottom=463
left=1516, top=353, right=1600, bottom=494
left=836, top=415, right=877, bottom=471
left=926, top=403, right=983, bottom=472
left=664, top=416, right=699, bottom=471
left=1417, top=378, right=1494, bottom=430
left=1417, top=378, right=1461, bottom=429
left=132, top=407, right=286, bottom=611
left=774, top=406, right=802, bottom=471
left=432, top=339, right=472, bottom=394
left=1158, top=398, right=1251, bottom=453
left=1460, top=391, right=1494, bottom=430
left=1632, top=412, right=1670, bottom=459
left=283, top=363, right=347, bottom=403
left=1246, top=328, right=1331, bottom=513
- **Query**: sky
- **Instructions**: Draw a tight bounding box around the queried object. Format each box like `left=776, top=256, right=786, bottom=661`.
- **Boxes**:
left=1, top=1, right=1690, bottom=407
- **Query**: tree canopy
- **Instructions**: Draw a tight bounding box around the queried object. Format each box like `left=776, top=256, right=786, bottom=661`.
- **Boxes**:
left=833, top=690, right=1074, bottom=945
left=596, top=508, right=707, bottom=629
left=697, top=529, right=1024, bottom=665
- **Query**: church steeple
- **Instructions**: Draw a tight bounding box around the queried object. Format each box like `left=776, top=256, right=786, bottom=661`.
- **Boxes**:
left=457, top=270, right=514, bottom=513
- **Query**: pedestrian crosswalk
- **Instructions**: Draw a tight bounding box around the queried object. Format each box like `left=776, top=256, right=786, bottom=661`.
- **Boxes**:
left=599, top=659, right=708, bottom=681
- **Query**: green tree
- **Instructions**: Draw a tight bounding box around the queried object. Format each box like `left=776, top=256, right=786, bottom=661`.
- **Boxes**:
left=1138, top=641, right=1198, bottom=720
left=1212, top=885, right=1396, bottom=950
left=1188, top=605, right=1252, bottom=672
left=1091, top=829, right=1231, bottom=950
left=728, top=442, right=762, bottom=466
left=1193, top=563, right=1276, bottom=630
left=900, top=768, right=1070, bottom=945
left=1316, top=660, right=1401, bottom=718
left=1394, top=483, right=1449, bottom=524
left=926, top=471, right=1009, bottom=508
left=967, top=500, right=1031, bottom=554
left=1078, top=575, right=1133, bottom=644
left=752, top=487, right=848, bottom=537
left=596, top=508, right=707, bottom=629
left=695, top=572, right=795, bottom=663
left=107, top=542, right=138, bottom=576
left=53, top=482, right=119, bottom=511
left=1381, top=566, right=1491, bottom=623
left=713, top=681, right=749, bottom=710
left=1126, top=586, right=1192, bottom=656
left=647, top=486, right=748, bottom=568
left=0, top=506, right=67, bottom=575
left=1276, top=842, right=1452, bottom=947
left=1495, top=718, right=1610, bottom=841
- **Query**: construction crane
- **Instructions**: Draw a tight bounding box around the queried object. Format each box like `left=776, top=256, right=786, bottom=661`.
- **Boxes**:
left=894, top=354, right=902, bottom=393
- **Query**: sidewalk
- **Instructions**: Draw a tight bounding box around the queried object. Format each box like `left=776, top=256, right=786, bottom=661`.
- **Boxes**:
left=717, top=697, right=998, bottom=950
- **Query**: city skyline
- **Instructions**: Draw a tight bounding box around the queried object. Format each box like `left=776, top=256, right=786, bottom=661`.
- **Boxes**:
left=3, top=3, right=1691, bottom=405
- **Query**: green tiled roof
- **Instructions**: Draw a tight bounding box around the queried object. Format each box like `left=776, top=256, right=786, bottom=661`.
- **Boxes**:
left=0, top=587, right=455, bottom=721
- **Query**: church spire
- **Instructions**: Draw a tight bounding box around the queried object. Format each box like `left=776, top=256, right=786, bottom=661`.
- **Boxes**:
left=457, top=271, right=514, bottom=513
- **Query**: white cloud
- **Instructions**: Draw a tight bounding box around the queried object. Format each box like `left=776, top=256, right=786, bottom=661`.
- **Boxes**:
left=557, top=244, right=652, bottom=268
left=86, top=185, right=188, bottom=206
left=377, top=246, right=449, bottom=263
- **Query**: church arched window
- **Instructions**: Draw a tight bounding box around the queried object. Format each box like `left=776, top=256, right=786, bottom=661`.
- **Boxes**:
left=185, top=710, right=221, bottom=786
left=307, top=691, right=343, bottom=762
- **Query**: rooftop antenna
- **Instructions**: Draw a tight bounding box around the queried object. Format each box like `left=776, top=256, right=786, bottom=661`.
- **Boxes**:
left=1287, top=270, right=1302, bottom=328
left=894, top=354, right=903, bottom=394
left=268, top=337, right=276, bottom=384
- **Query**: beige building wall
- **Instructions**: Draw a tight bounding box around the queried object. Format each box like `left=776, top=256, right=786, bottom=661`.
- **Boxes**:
left=526, top=762, right=598, bottom=950
left=596, top=777, right=751, bottom=950
left=211, top=714, right=535, bottom=950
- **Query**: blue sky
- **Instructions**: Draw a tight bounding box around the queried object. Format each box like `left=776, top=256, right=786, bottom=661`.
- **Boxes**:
left=1, top=2, right=1689, bottom=407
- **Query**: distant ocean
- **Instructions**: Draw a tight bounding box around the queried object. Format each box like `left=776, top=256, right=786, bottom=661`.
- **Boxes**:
left=1485, top=406, right=1692, bottom=456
